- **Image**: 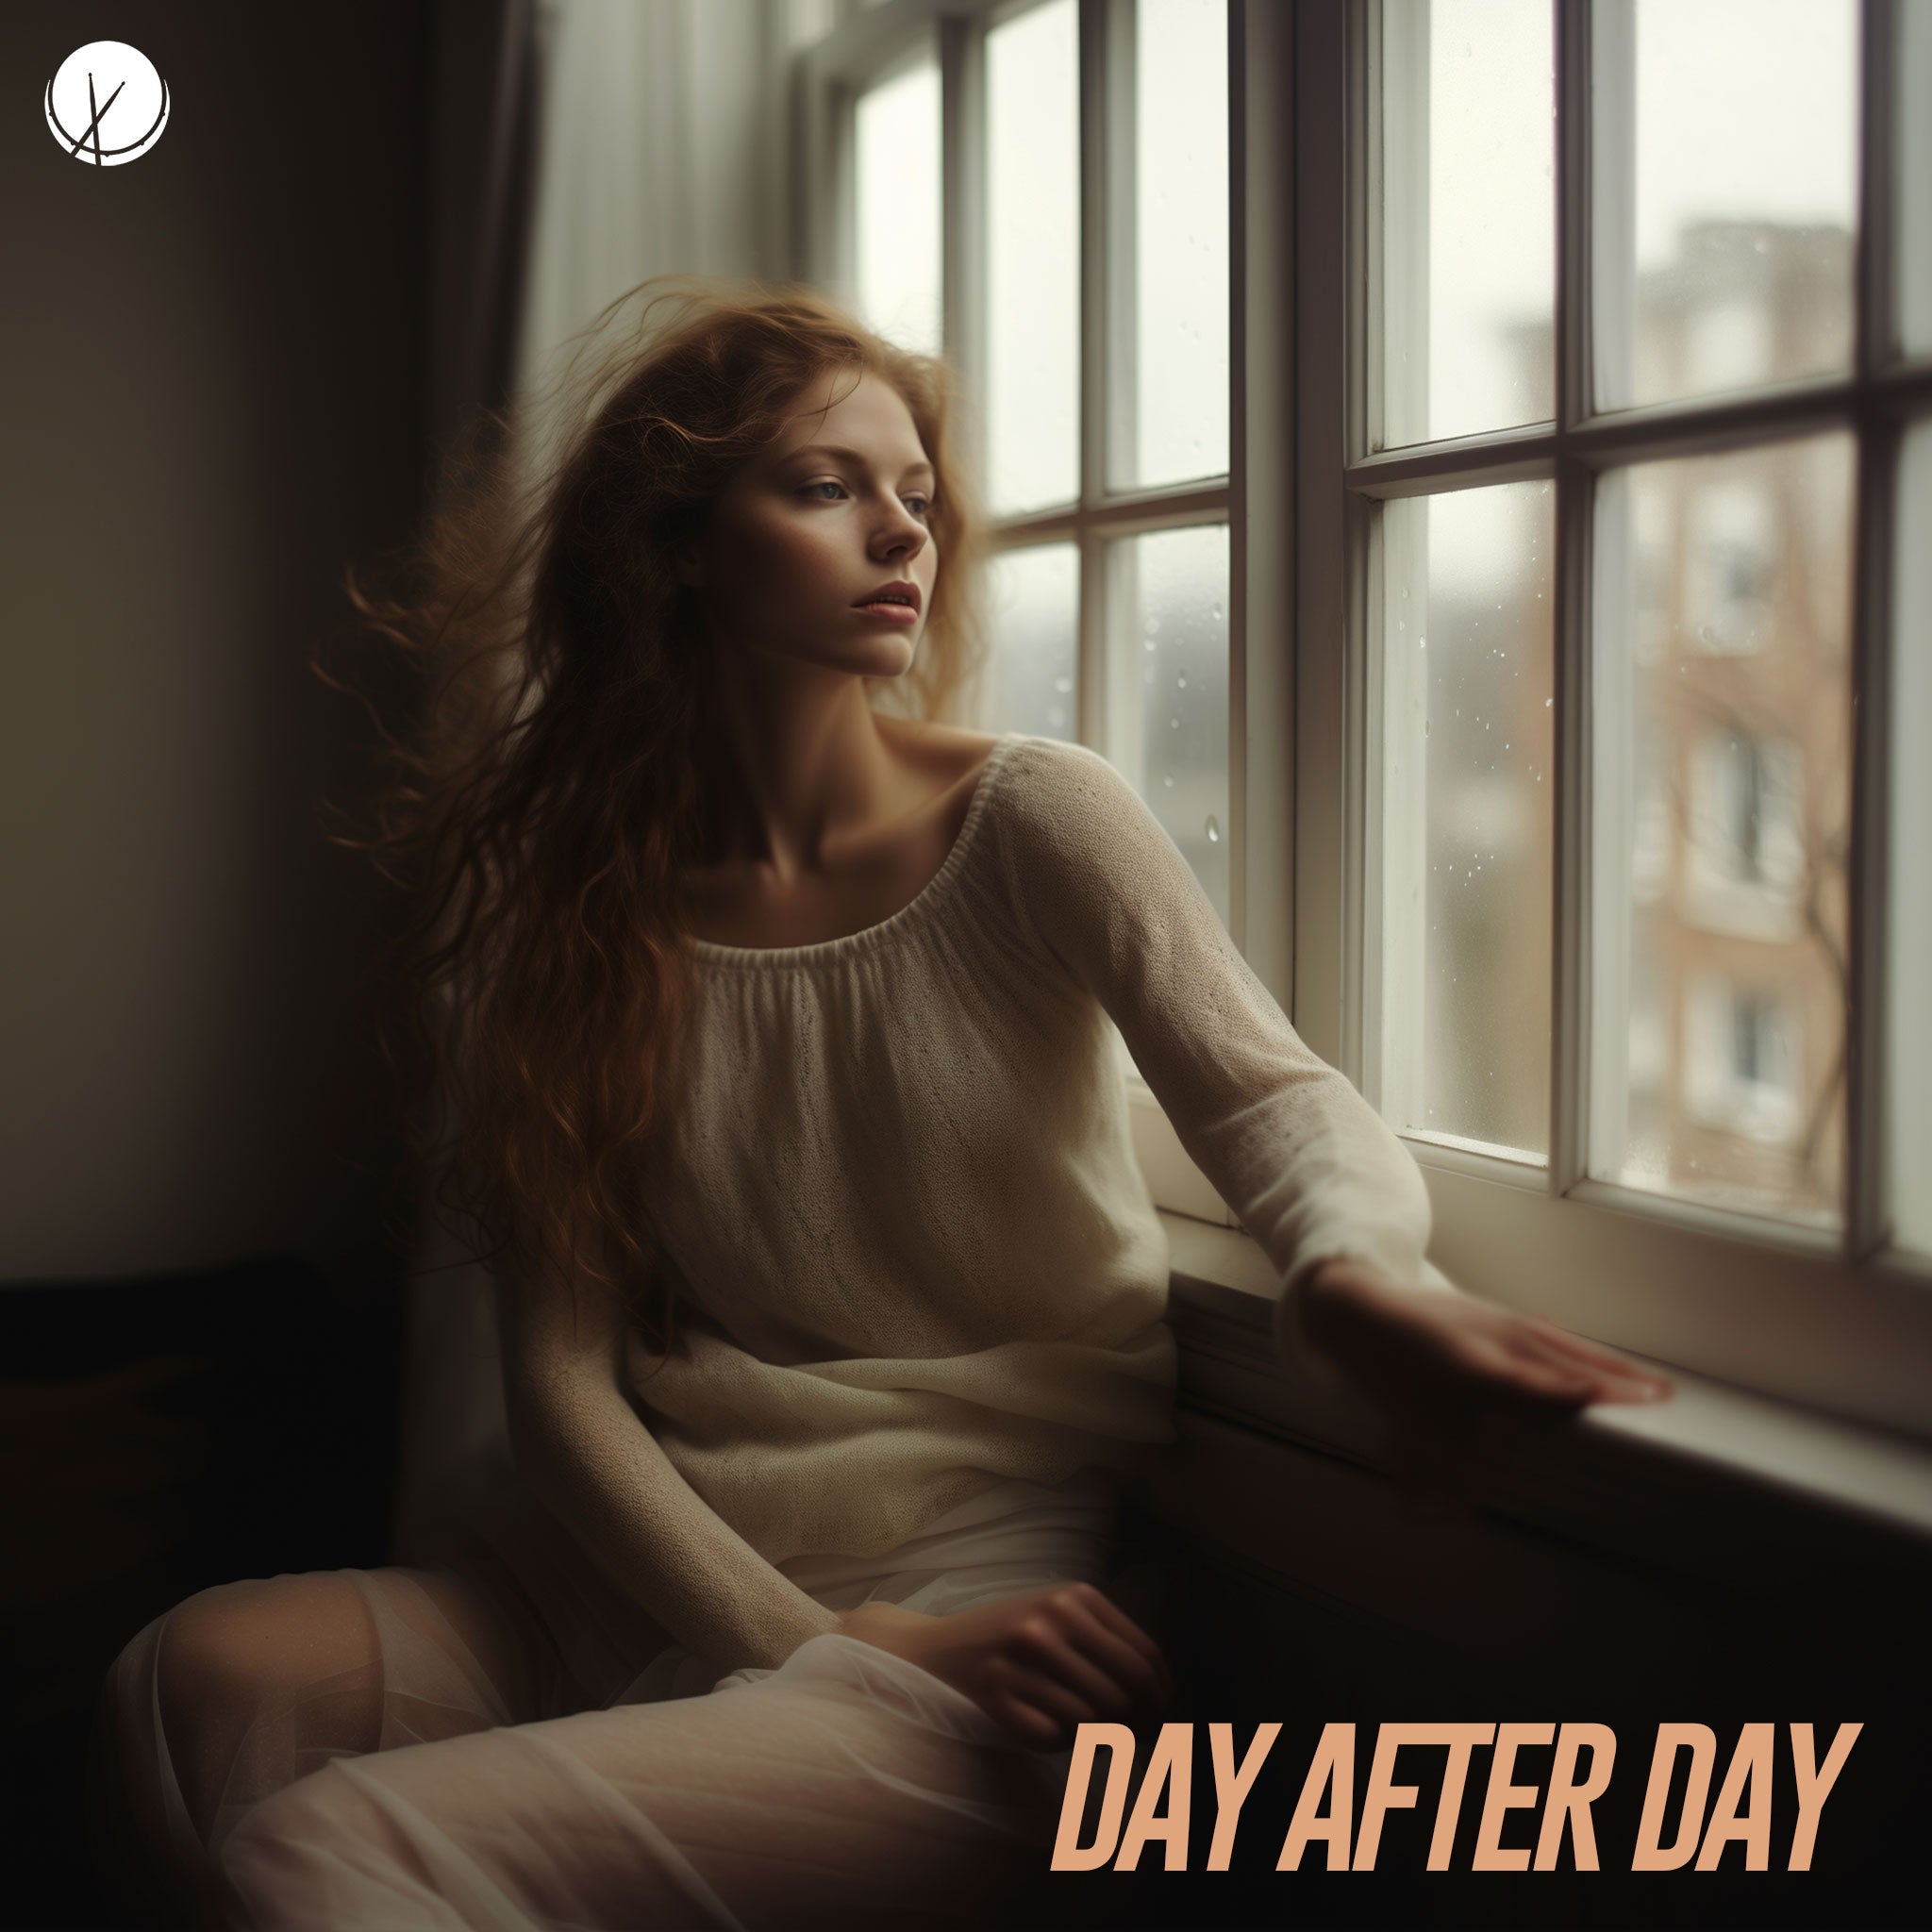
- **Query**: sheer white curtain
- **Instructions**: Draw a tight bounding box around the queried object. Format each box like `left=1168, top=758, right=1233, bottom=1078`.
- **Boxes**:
left=391, top=0, right=792, bottom=1565
left=513, top=0, right=791, bottom=449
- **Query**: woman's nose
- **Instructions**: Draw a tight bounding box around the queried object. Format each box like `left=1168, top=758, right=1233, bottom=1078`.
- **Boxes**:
left=874, top=512, right=925, bottom=560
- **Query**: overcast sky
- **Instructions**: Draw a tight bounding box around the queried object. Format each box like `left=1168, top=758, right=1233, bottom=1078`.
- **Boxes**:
left=1432, top=0, right=1858, bottom=435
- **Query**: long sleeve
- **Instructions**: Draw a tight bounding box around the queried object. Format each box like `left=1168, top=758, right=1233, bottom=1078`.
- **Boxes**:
left=1000, top=741, right=1437, bottom=1371
left=520, top=728, right=1451, bottom=1586
left=497, top=1266, right=841, bottom=1674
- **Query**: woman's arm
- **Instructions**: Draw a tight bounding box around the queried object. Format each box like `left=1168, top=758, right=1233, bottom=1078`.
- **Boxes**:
left=1004, top=743, right=1670, bottom=1474
left=495, top=1255, right=841, bottom=1674
left=1008, top=742, right=1439, bottom=1323
left=504, top=1276, right=1177, bottom=1729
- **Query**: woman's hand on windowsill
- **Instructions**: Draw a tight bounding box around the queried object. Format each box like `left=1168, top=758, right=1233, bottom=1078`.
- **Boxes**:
left=1298, top=1256, right=1674, bottom=1518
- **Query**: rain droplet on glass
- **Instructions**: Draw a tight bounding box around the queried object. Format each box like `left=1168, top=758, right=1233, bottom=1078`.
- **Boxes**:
left=1205, top=815, right=1220, bottom=844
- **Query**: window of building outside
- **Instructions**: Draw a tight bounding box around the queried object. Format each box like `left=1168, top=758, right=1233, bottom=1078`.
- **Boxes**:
left=793, top=0, right=1932, bottom=1439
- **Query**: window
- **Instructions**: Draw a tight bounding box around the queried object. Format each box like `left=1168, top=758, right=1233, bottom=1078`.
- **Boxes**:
left=798, top=0, right=1932, bottom=1436
left=1684, top=727, right=1804, bottom=915
left=1298, top=0, right=1931, bottom=1434
left=795, top=0, right=1243, bottom=1225
left=1682, top=476, right=1776, bottom=655
left=1682, top=974, right=1804, bottom=1152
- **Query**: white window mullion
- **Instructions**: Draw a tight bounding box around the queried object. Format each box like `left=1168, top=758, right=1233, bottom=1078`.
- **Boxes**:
left=1361, top=0, right=1421, bottom=1124
left=1582, top=0, right=1634, bottom=421
left=1374, top=0, right=1429, bottom=454
left=1347, top=429, right=1557, bottom=493
left=1076, top=0, right=1108, bottom=748
left=1232, top=0, right=1295, bottom=1010
left=1288, top=0, right=1353, bottom=1075
left=1583, top=469, right=1632, bottom=1189
left=1845, top=0, right=1898, bottom=1261
left=1102, top=0, right=1141, bottom=497
left=1093, top=0, right=1144, bottom=769
left=1360, top=505, right=1395, bottom=1120
left=1849, top=661, right=1885, bottom=1240
left=1552, top=0, right=1597, bottom=1196
left=938, top=14, right=987, bottom=476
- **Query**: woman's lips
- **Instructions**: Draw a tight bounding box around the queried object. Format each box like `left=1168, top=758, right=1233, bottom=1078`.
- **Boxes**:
left=853, top=601, right=920, bottom=623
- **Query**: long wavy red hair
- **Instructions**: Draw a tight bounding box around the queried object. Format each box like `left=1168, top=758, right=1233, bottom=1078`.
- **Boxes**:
left=317, top=275, right=991, bottom=1354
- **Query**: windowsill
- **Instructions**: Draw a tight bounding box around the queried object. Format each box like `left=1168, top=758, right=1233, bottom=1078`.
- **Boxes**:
left=1158, top=1209, right=1932, bottom=1599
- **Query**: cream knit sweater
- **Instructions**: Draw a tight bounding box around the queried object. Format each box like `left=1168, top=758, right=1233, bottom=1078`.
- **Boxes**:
left=523, top=732, right=1437, bottom=1674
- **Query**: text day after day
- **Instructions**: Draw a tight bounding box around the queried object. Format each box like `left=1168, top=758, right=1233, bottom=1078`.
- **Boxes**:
left=1051, top=1719, right=1861, bottom=1874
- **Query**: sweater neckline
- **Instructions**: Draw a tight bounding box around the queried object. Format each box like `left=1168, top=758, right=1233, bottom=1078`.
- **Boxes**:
left=686, top=731, right=1024, bottom=969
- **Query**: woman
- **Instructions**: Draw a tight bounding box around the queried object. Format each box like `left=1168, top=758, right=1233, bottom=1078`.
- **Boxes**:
left=89, top=276, right=1670, bottom=1930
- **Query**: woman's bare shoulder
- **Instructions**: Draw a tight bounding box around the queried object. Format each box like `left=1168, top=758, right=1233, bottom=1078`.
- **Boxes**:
left=873, top=717, right=1005, bottom=841
left=878, top=714, right=1004, bottom=780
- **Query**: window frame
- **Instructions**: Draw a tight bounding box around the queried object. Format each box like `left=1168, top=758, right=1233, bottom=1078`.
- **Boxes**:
left=794, top=0, right=1932, bottom=1444
left=1302, top=0, right=1932, bottom=1439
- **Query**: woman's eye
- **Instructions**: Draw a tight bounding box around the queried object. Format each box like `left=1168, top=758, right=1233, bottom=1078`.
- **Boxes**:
left=801, top=479, right=934, bottom=519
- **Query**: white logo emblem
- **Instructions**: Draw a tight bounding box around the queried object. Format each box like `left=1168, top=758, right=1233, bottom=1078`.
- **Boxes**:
left=45, top=42, right=170, bottom=168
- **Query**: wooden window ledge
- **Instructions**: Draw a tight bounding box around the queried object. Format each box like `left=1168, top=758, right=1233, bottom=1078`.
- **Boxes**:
left=1159, top=1210, right=1932, bottom=1603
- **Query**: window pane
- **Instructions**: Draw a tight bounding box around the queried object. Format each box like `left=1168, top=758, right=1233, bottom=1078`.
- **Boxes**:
left=1110, top=0, right=1229, bottom=489
left=1901, top=0, right=1932, bottom=358
left=987, top=0, right=1079, bottom=513
left=1104, top=525, right=1230, bottom=928
left=1890, top=421, right=1932, bottom=1254
left=1591, top=436, right=1854, bottom=1227
left=1593, top=0, right=1858, bottom=412
left=855, top=56, right=941, bottom=355
left=982, top=543, right=1079, bottom=741
left=1378, top=483, right=1554, bottom=1156
left=1377, top=0, right=1554, bottom=450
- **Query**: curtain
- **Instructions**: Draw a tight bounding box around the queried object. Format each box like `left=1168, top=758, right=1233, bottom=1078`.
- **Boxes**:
left=426, top=0, right=541, bottom=470
left=391, top=0, right=792, bottom=1564
left=512, top=0, right=791, bottom=459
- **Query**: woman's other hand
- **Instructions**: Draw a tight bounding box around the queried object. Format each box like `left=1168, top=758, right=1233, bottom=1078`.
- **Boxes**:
left=834, top=1582, right=1174, bottom=1753
left=1298, top=1256, right=1674, bottom=1517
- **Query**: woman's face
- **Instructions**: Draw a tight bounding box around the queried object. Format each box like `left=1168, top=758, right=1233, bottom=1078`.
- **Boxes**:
left=683, top=368, right=940, bottom=680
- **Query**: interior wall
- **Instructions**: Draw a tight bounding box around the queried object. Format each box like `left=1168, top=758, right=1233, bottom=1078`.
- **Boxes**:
left=2, top=1, right=434, bottom=1284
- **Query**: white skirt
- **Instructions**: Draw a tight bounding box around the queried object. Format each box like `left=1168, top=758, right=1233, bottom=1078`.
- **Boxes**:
left=93, top=1444, right=1125, bottom=1931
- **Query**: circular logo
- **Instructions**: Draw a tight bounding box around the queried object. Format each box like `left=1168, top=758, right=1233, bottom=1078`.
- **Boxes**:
left=45, top=42, right=170, bottom=167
